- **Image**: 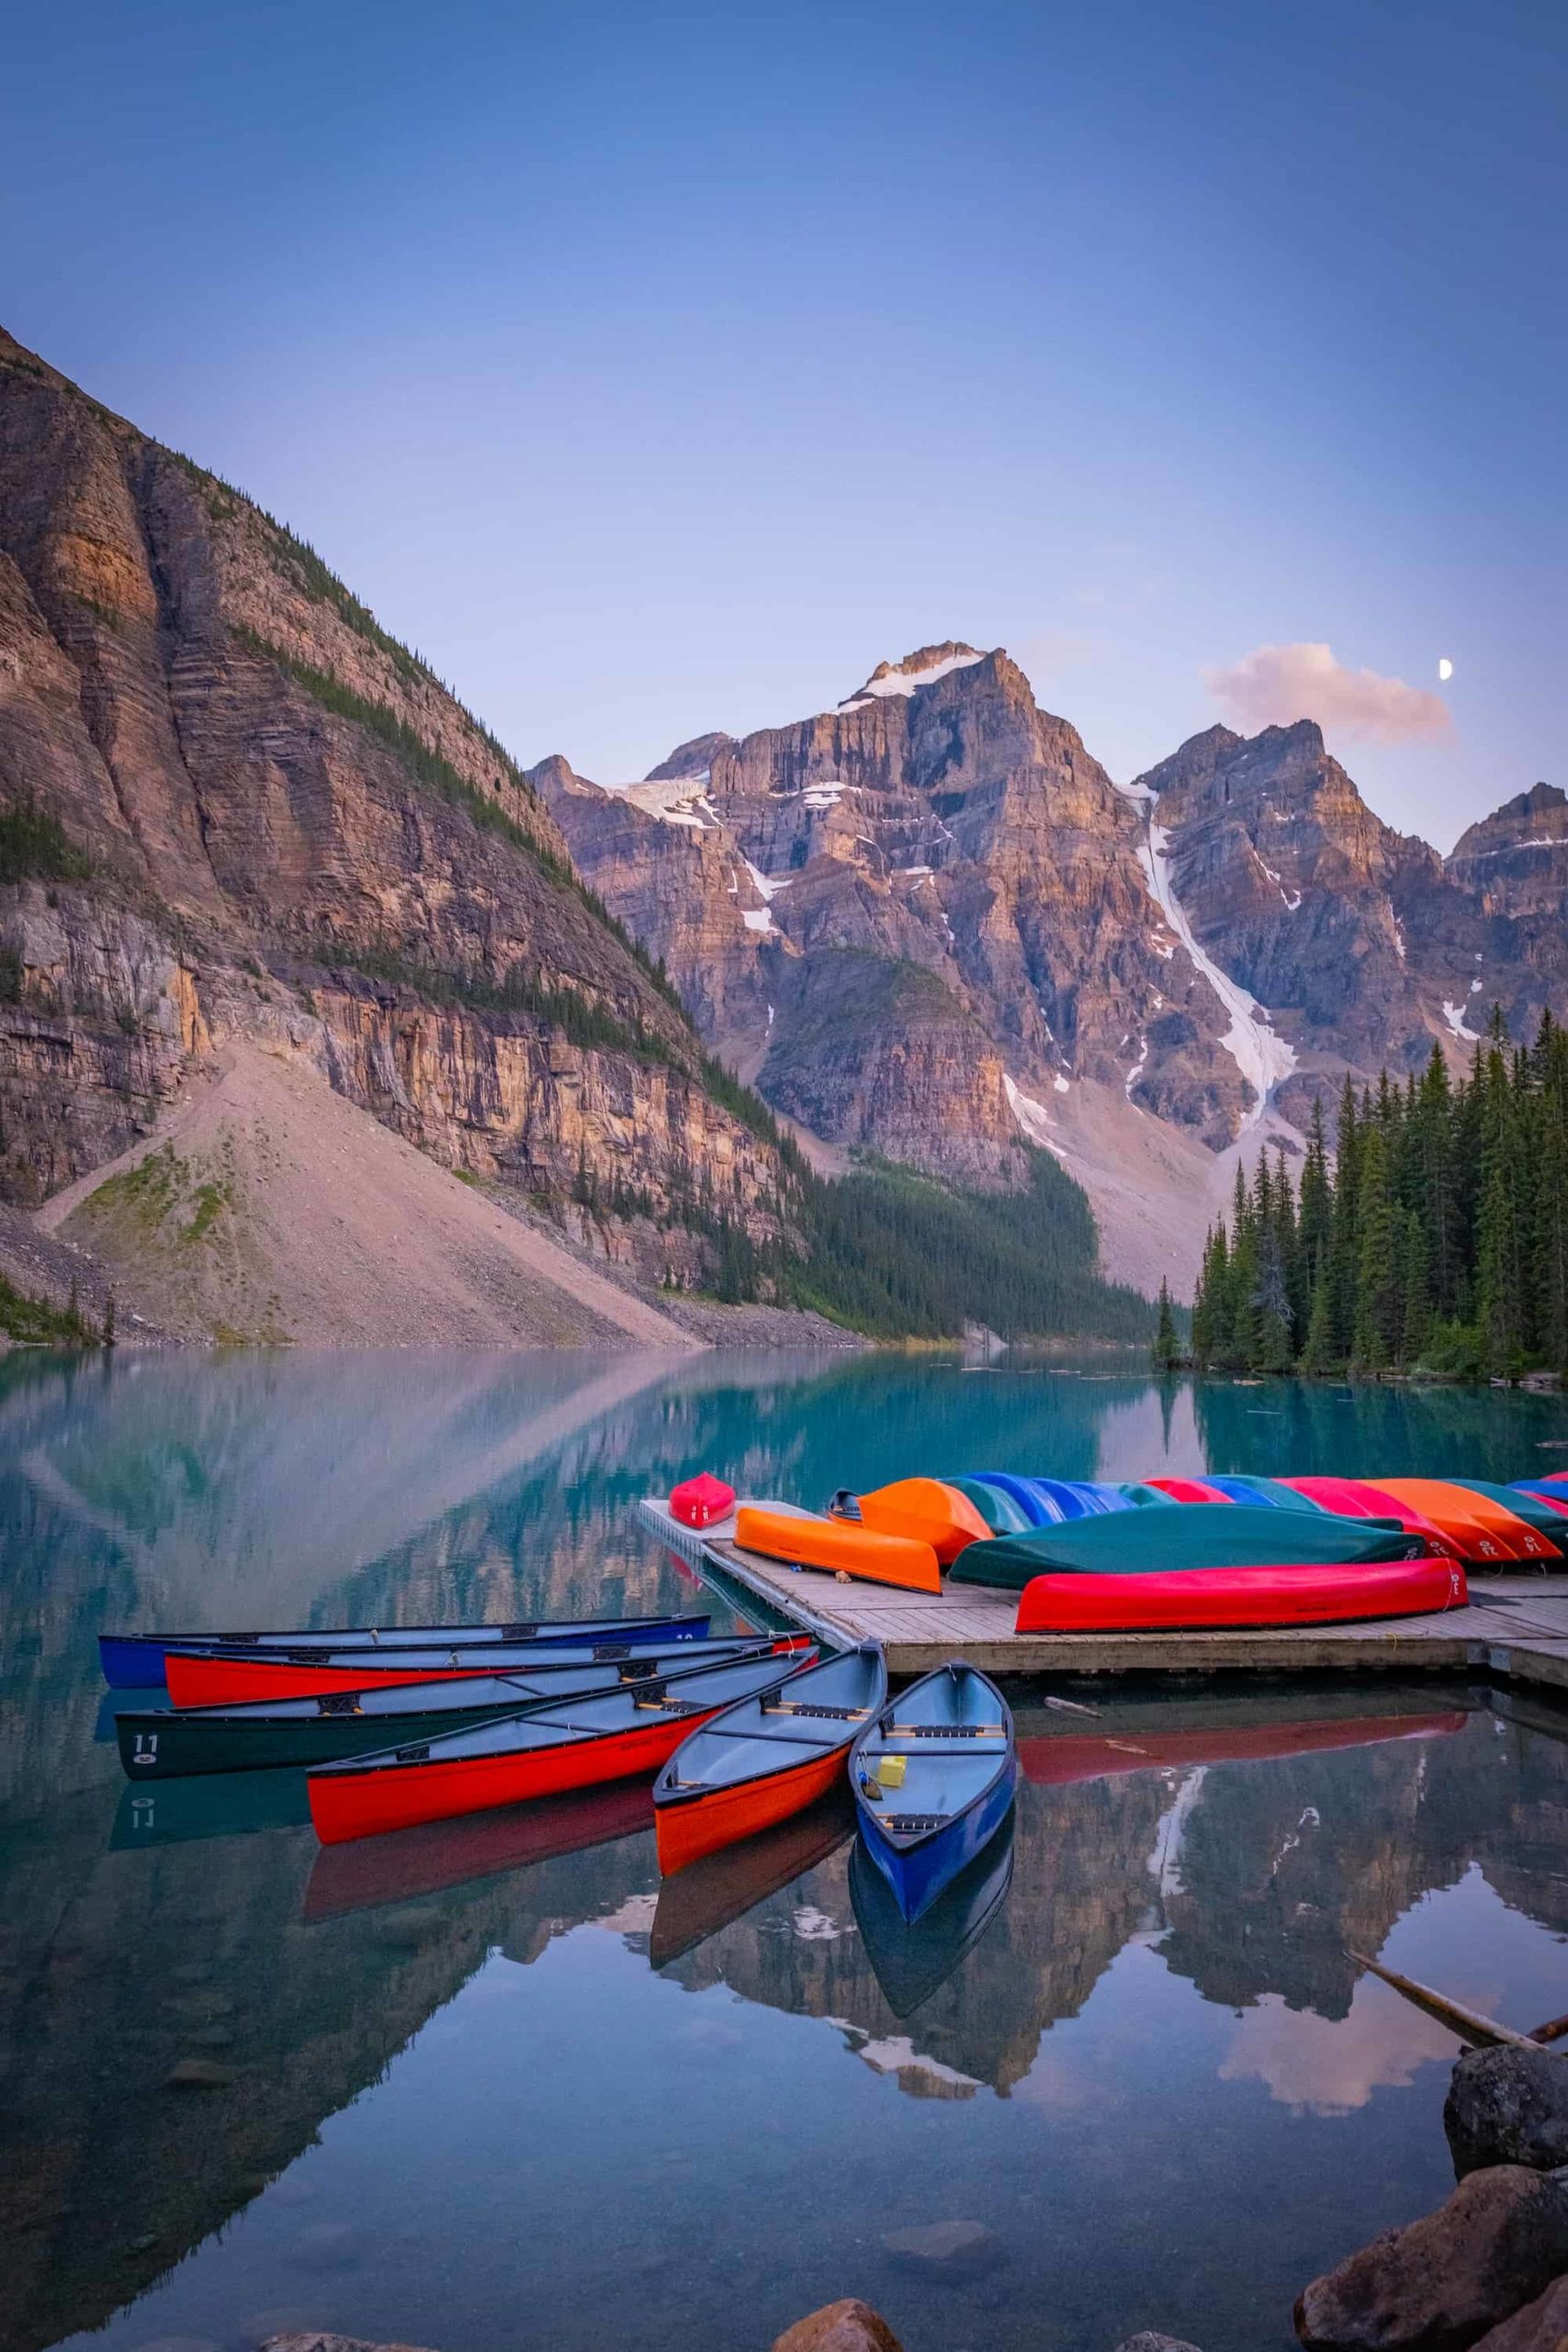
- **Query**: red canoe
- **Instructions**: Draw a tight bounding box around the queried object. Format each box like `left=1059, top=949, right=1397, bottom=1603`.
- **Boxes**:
left=1143, top=1476, right=1236, bottom=1505
left=1277, top=1476, right=1465, bottom=1560
left=308, top=1646, right=817, bottom=1846
left=166, top=1632, right=810, bottom=1710
left=1014, top=1555, right=1467, bottom=1634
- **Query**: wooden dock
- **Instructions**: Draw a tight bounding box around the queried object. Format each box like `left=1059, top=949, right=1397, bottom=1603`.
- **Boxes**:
left=638, top=1499, right=1568, bottom=1698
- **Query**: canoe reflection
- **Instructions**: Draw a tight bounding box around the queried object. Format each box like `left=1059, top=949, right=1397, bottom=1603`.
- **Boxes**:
left=302, top=1778, right=656, bottom=1921
left=649, top=1785, right=856, bottom=1967
left=1017, top=1709, right=1469, bottom=1787
left=110, top=1770, right=313, bottom=1846
left=849, top=1808, right=1017, bottom=2018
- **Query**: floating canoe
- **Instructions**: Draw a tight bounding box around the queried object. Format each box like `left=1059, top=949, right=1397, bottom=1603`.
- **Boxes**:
left=850, top=1663, right=1017, bottom=1924
left=653, top=1645, right=887, bottom=1875
left=118, top=1637, right=806, bottom=1778
left=850, top=1808, right=1016, bottom=2018
left=303, top=1779, right=657, bottom=1923
left=847, top=1480, right=991, bottom=1564
left=733, top=1506, right=941, bottom=1594
left=1354, top=1478, right=1556, bottom=1565
left=307, top=1645, right=818, bottom=1845
left=648, top=1787, right=855, bottom=1968
left=100, top=1611, right=709, bottom=1689
left=1443, top=1480, right=1568, bottom=1555
left=1018, top=1707, right=1468, bottom=1785
left=1014, top=1555, right=1467, bottom=1634
left=949, top=1503, right=1433, bottom=1593
left=163, top=1623, right=743, bottom=1710
left=1275, top=1476, right=1463, bottom=1557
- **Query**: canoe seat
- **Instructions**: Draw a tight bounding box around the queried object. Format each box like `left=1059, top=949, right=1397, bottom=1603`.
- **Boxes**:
left=761, top=1700, right=872, bottom=1721
left=395, top=1742, right=431, bottom=1761
left=634, top=1693, right=706, bottom=1713
left=886, top=1722, right=1006, bottom=1739
left=590, top=1643, right=634, bottom=1659
left=880, top=1814, right=946, bottom=1834
left=316, top=1693, right=364, bottom=1717
left=502, top=1623, right=542, bottom=1640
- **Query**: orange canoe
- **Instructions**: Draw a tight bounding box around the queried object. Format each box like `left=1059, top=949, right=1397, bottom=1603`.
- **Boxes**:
left=1357, top=1478, right=1557, bottom=1565
left=1279, top=1476, right=1464, bottom=1560
left=734, top=1506, right=942, bottom=1594
left=853, top=1478, right=991, bottom=1564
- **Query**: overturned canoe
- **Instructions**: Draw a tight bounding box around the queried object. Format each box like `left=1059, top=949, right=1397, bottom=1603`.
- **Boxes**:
left=950, top=1503, right=1431, bottom=1593
left=307, top=1645, right=818, bottom=1845
left=118, top=1636, right=806, bottom=1778
left=733, top=1506, right=941, bottom=1594
left=653, top=1645, right=887, bottom=1875
left=1014, top=1555, right=1467, bottom=1634
left=164, top=1623, right=737, bottom=1710
left=98, top=1611, right=709, bottom=1689
left=851, top=1663, right=1017, bottom=1925
left=1442, top=1480, right=1568, bottom=1556
left=1276, top=1476, right=1463, bottom=1557
left=847, top=1480, right=991, bottom=1564
left=1354, top=1478, right=1557, bottom=1565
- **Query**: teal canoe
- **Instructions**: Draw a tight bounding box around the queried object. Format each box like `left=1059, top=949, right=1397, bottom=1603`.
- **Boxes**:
left=949, top=1503, right=1430, bottom=1594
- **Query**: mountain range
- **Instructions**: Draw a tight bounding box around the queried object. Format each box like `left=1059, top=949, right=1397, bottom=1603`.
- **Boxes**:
left=0, top=322, right=1562, bottom=1330
left=541, top=645, right=1568, bottom=1289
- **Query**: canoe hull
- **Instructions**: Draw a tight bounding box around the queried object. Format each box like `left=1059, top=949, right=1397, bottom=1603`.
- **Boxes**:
left=655, top=1741, right=850, bottom=1876
left=99, top=1613, right=708, bottom=1688
left=167, top=1653, right=500, bottom=1708
left=1014, top=1556, right=1467, bottom=1634
left=310, top=1706, right=728, bottom=1845
left=734, top=1505, right=941, bottom=1594
left=1357, top=1478, right=1554, bottom=1565
left=858, top=1766, right=1017, bottom=1925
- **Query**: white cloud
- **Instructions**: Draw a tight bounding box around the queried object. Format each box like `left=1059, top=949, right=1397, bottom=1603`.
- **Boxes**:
left=1204, top=642, right=1451, bottom=744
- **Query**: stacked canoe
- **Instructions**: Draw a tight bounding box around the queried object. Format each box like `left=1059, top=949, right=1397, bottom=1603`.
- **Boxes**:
left=692, top=1469, right=1568, bottom=1633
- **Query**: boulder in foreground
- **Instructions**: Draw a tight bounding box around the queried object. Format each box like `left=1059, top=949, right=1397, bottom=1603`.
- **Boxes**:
left=771, top=2301, right=905, bottom=2352
left=1465, top=2274, right=1568, bottom=2352
left=1294, top=2164, right=1568, bottom=2352
left=1446, top=2048, right=1568, bottom=2178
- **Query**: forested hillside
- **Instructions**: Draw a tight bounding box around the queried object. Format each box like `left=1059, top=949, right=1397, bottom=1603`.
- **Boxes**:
left=1190, top=1012, right=1568, bottom=1380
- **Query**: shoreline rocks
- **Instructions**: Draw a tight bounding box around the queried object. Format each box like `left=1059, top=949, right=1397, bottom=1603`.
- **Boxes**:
left=1446, top=2049, right=1568, bottom=2180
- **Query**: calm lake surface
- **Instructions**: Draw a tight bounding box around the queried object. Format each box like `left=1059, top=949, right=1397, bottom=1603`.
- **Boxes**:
left=5, top=1348, right=1568, bottom=2352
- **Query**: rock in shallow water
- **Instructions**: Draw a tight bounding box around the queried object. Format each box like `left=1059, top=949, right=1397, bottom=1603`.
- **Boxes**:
left=1446, top=2049, right=1568, bottom=2179
left=163, top=2057, right=237, bottom=2089
left=1465, top=2274, right=1568, bottom=2352
left=261, top=2336, right=439, bottom=2352
left=770, top=2300, right=905, bottom=2352
left=1294, top=2164, right=1568, bottom=2352
left=880, top=2218, right=1007, bottom=2281
left=1110, top=2335, right=1207, bottom=2352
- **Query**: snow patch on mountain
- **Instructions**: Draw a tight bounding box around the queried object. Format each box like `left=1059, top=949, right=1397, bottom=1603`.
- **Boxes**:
left=839, top=647, right=986, bottom=711
left=1111, top=781, right=1297, bottom=1130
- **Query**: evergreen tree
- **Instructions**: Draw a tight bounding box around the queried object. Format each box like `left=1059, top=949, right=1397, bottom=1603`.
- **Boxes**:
left=1151, top=1279, right=1182, bottom=1372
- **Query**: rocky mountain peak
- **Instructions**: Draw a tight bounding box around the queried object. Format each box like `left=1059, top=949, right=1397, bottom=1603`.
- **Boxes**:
left=645, top=731, right=736, bottom=784
left=840, top=641, right=987, bottom=709
left=1450, top=781, right=1568, bottom=863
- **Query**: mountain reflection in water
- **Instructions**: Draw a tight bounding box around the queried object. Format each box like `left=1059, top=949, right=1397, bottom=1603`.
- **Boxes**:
left=4, top=1348, right=1568, bottom=2352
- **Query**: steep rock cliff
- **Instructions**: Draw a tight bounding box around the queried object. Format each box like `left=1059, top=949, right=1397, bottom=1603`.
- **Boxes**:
left=0, top=326, right=793, bottom=1316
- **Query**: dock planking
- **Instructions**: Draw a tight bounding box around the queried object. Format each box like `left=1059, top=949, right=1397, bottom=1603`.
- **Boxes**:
left=637, top=1498, right=1568, bottom=1697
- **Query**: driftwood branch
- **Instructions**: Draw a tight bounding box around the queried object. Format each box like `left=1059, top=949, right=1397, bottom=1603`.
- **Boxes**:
left=1347, top=1951, right=1538, bottom=2049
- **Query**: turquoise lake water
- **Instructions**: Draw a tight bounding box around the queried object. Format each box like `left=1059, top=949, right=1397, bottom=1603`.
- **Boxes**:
left=4, top=1347, right=1568, bottom=2352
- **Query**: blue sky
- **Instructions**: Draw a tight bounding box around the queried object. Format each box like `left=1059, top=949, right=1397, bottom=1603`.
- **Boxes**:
left=4, top=0, right=1562, bottom=846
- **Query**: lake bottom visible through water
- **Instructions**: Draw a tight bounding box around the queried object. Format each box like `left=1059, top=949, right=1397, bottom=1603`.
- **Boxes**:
left=5, top=1348, right=1568, bottom=2352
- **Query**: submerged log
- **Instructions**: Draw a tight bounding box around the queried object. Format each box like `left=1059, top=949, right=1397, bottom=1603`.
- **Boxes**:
left=1347, top=1952, right=1537, bottom=2050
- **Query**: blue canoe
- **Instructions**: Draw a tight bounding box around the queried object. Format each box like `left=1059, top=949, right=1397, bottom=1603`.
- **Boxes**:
left=98, top=1611, right=712, bottom=1688
left=850, top=1662, right=1017, bottom=1924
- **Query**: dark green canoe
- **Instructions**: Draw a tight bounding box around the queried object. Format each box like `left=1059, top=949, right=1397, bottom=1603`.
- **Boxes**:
left=949, top=1504, right=1427, bottom=1594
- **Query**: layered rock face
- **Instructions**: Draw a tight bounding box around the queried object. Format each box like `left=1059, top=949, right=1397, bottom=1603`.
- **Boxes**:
left=542, top=643, right=1256, bottom=1186
left=0, top=326, right=789, bottom=1282
left=547, top=647, right=1566, bottom=1279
